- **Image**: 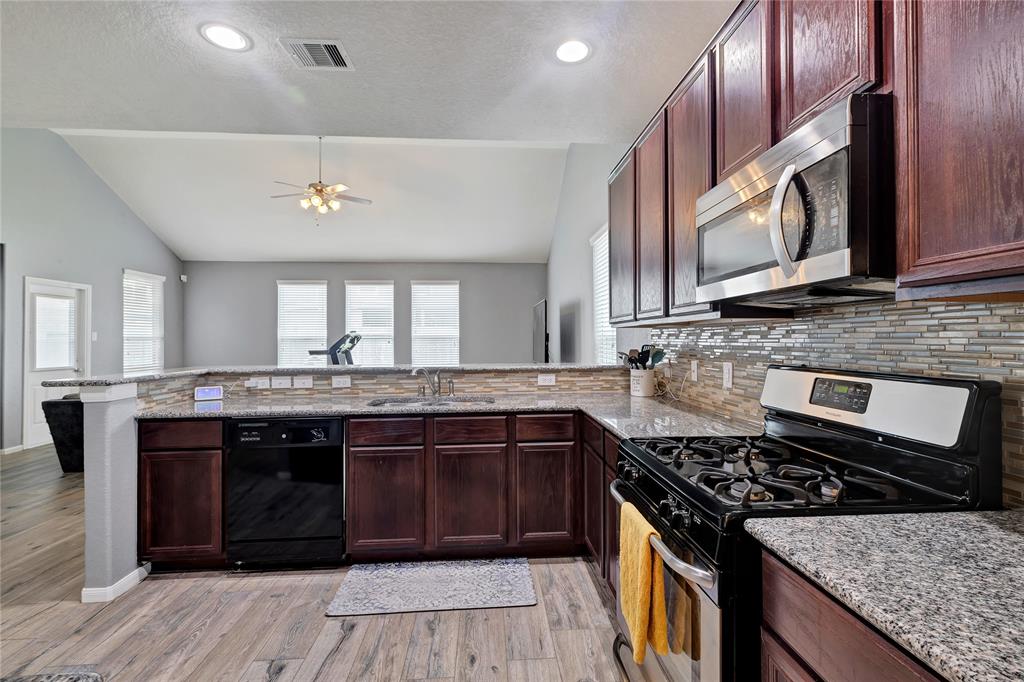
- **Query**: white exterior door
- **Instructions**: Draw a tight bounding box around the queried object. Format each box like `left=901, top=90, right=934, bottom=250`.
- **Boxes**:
left=22, top=277, right=92, bottom=448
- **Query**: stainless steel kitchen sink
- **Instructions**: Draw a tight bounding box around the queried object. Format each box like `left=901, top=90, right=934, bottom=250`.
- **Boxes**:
left=366, top=395, right=496, bottom=407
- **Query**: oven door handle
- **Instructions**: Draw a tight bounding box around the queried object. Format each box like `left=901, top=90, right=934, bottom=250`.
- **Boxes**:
left=768, top=163, right=799, bottom=278
left=609, top=479, right=717, bottom=590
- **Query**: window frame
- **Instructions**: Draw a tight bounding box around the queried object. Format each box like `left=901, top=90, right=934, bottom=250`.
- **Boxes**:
left=590, top=226, right=617, bottom=365
left=344, top=280, right=396, bottom=367
left=122, top=268, right=166, bottom=375
left=276, top=279, right=329, bottom=368
left=410, top=280, right=460, bottom=367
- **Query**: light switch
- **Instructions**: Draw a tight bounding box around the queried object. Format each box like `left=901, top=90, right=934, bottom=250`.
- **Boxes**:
left=723, top=362, right=733, bottom=390
left=271, top=376, right=292, bottom=389
left=91, top=332, right=98, bottom=342
left=252, top=376, right=271, bottom=389
left=537, top=374, right=556, bottom=386
left=293, top=375, right=313, bottom=389
left=332, top=376, right=352, bottom=389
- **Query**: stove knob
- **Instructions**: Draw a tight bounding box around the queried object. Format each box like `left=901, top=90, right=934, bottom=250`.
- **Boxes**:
left=658, top=499, right=674, bottom=518
left=617, top=462, right=641, bottom=482
left=670, top=509, right=691, bottom=531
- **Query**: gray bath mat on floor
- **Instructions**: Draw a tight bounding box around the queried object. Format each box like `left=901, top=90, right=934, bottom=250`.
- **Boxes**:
left=326, top=557, right=537, bottom=616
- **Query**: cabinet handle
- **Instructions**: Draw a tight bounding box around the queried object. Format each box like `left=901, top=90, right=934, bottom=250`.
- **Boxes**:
left=768, top=164, right=798, bottom=278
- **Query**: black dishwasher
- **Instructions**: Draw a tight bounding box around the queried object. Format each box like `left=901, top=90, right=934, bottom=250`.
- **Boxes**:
left=226, top=418, right=344, bottom=565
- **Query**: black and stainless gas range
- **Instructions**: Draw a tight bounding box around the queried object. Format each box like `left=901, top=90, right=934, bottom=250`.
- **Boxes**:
left=609, top=365, right=1002, bottom=682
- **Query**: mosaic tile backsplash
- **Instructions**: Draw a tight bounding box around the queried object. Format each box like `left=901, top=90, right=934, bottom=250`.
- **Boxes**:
left=650, top=300, right=1024, bottom=508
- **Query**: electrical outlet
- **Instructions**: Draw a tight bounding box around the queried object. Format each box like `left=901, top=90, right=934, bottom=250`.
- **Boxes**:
left=537, top=374, right=556, bottom=386
left=662, top=362, right=672, bottom=378
left=331, top=376, right=352, bottom=389
left=293, top=375, right=313, bottom=389
left=723, top=362, right=733, bottom=390
left=271, top=376, right=292, bottom=389
left=690, top=360, right=699, bottom=382
left=252, top=376, right=271, bottom=389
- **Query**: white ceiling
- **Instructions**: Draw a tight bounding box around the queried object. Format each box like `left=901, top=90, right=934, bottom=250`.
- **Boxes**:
left=60, top=131, right=570, bottom=262
left=2, top=1, right=735, bottom=142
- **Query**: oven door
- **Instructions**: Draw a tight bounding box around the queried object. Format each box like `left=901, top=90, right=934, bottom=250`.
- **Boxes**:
left=610, top=481, right=722, bottom=682
left=695, top=140, right=852, bottom=304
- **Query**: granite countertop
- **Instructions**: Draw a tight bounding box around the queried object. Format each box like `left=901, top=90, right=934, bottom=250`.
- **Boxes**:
left=745, top=511, right=1024, bottom=682
left=136, top=393, right=758, bottom=441
left=42, top=363, right=626, bottom=387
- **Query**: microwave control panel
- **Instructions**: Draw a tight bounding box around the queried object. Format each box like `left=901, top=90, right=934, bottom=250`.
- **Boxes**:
left=810, top=377, right=872, bottom=414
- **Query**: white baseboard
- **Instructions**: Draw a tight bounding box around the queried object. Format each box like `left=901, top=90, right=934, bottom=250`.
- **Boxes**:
left=2, top=444, right=25, bottom=455
left=81, top=563, right=151, bottom=603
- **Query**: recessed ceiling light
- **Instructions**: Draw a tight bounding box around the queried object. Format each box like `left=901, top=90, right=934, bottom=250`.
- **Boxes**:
left=555, top=40, right=590, bottom=64
left=200, top=23, right=251, bottom=51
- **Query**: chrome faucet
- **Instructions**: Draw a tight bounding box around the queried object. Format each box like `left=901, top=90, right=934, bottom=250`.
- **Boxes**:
left=412, top=368, right=442, bottom=396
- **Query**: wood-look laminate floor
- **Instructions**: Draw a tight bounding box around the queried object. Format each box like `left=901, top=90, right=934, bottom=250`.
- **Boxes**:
left=1, top=445, right=624, bottom=681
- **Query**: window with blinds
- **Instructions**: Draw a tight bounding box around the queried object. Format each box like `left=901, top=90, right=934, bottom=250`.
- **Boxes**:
left=591, top=228, right=617, bottom=364
left=411, top=281, right=460, bottom=366
left=33, top=294, right=77, bottom=370
left=345, top=281, right=394, bottom=366
left=123, top=269, right=165, bottom=374
left=277, top=280, right=328, bottom=367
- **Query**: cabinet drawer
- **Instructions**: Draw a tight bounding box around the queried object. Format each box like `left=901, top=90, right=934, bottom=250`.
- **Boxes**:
left=349, top=418, right=425, bottom=446
left=139, top=420, right=222, bottom=450
left=515, top=414, right=575, bottom=442
left=582, top=415, right=604, bottom=455
left=434, top=416, right=508, bottom=444
left=604, top=432, right=621, bottom=470
left=762, top=552, right=941, bottom=682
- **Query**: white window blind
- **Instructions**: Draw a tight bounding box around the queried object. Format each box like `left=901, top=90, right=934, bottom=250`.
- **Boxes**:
left=33, top=294, right=77, bottom=370
left=277, top=280, right=328, bottom=367
left=411, top=281, right=460, bottom=366
left=591, top=228, right=617, bottom=365
left=123, top=269, right=165, bottom=374
left=345, top=281, right=394, bottom=366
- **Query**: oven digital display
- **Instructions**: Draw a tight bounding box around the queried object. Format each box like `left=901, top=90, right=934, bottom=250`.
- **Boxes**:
left=810, top=378, right=871, bottom=413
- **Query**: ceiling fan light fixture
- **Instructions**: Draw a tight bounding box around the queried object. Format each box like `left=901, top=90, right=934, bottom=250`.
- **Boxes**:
left=310, top=194, right=323, bottom=207
left=328, top=200, right=341, bottom=211
left=317, top=204, right=329, bottom=214
left=299, top=198, right=312, bottom=209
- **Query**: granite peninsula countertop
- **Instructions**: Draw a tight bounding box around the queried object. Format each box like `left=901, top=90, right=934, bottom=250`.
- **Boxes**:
left=42, top=363, right=626, bottom=387
left=136, top=393, right=759, bottom=441
left=745, top=511, right=1024, bottom=682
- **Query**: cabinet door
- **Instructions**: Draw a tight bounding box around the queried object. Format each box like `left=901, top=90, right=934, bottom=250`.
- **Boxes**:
left=514, top=443, right=574, bottom=545
left=582, top=444, right=604, bottom=563
left=140, top=450, right=222, bottom=561
left=604, top=466, right=619, bottom=596
left=761, top=628, right=817, bottom=682
left=348, top=446, right=425, bottom=551
left=433, top=444, right=508, bottom=547
left=776, top=0, right=879, bottom=138
left=667, top=57, right=714, bottom=314
left=608, top=153, right=637, bottom=323
left=715, top=0, right=772, bottom=182
left=635, top=114, right=668, bottom=320
left=894, top=0, right=1024, bottom=289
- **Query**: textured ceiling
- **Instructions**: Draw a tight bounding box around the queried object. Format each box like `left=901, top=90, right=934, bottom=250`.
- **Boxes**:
left=59, top=131, right=570, bottom=262
left=3, top=1, right=735, bottom=142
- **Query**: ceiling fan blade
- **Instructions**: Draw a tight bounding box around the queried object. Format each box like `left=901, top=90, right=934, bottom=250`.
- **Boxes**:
left=326, top=183, right=349, bottom=193
left=335, top=194, right=373, bottom=205
left=274, top=180, right=309, bottom=190
left=270, top=193, right=307, bottom=198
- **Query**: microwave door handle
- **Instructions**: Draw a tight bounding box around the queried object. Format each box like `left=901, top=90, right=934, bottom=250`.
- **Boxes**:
left=768, top=164, right=799, bottom=278
left=609, top=480, right=717, bottom=589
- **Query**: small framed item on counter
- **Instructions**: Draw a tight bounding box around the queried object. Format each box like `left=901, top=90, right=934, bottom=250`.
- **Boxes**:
left=194, top=385, right=224, bottom=402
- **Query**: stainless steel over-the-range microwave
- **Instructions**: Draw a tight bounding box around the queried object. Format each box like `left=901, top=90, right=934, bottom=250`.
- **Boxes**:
left=695, top=93, right=895, bottom=308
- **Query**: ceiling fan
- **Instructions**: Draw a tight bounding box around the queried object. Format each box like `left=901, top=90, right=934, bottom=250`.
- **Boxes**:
left=271, top=136, right=372, bottom=220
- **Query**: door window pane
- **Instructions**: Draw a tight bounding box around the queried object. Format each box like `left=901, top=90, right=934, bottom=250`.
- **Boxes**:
left=34, top=294, right=76, bottom=370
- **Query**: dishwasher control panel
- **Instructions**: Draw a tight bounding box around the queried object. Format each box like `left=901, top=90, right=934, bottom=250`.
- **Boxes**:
left=229, top=419, right=342, bottom=447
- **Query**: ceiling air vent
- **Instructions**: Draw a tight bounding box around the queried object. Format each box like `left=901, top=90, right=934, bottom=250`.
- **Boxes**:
left=280, top=38, right=353, bottom=70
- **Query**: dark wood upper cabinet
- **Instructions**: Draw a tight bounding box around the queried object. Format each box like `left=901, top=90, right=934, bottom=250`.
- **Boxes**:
left=894, top=0, right=1024, bottom=291
left=513, top=443, right=574, bottom=545
left=667, top=56, right=714, bottom=315
left=433, top=444, right=508, bottom=547
left=347, top=446, right=425, bottom=551
left=635, top=113, right=668, bottom=319
left=608, top=152, right=637, bottom=323
left=140, top=449, right=223, bottom=561
left=714, top=0, right=772, bottom=183
left=775, top=0, right=879, bottom=139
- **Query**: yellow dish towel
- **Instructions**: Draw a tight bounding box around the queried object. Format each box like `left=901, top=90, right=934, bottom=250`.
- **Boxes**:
left=619, top=502, right=669, bottom=664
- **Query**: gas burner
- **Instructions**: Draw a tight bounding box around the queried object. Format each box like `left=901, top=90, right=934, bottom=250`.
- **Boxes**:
left=725, top=437, right=791, bottom=464
left=731, top=481, right=771, bottom=503
left=642, top=438, right=718, bottom=467
left=763, top=464, right=845, bottom=504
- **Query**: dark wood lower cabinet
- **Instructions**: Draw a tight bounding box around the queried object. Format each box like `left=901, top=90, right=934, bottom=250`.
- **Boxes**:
left=761, top=628, right=817, bottom=682
left=347, top=446, right=425, bottom=551
left=582, top=444, right=605, bottom=564
left=433, top=444, right=508, bottom=547
left=604, top=466, right=619, bottom=596
left=513, top=443, right=574, bottom=545
left=140, top=449, right=223, bottom=562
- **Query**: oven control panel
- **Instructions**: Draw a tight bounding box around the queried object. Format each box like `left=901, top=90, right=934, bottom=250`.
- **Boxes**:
left=810, top=378, right=871, bottom=414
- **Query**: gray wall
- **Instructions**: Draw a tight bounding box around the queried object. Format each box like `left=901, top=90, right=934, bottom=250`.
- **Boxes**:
left=182, top=261, right=546, bottom=366
left=1, top=129, right=184, bottom=449
left=545, top=143, right=629, bottom=363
